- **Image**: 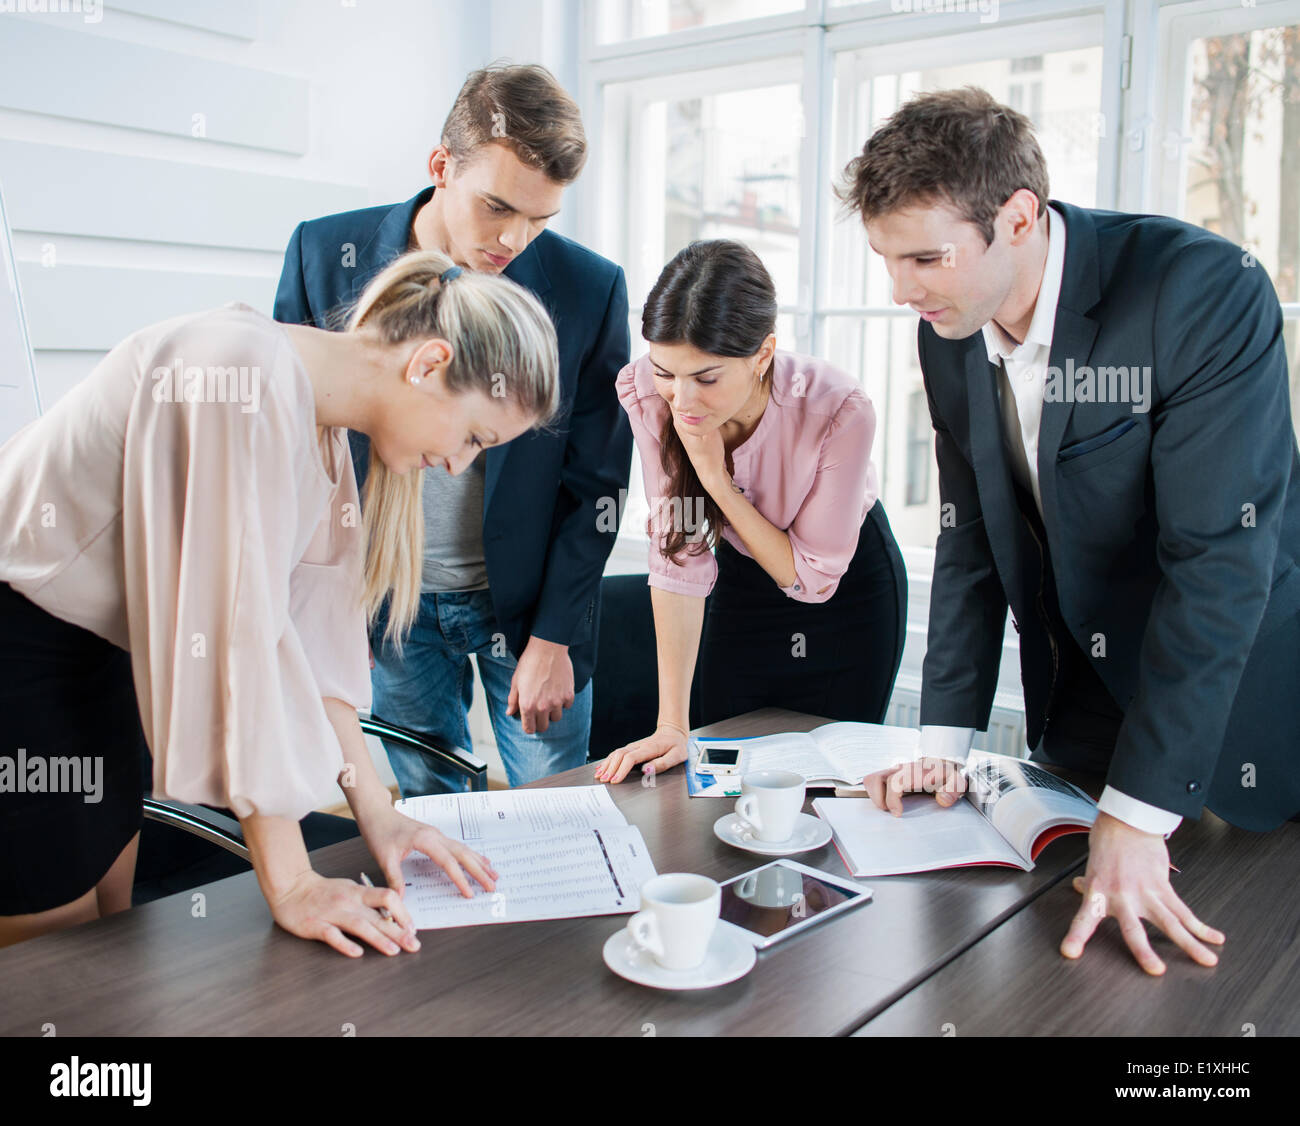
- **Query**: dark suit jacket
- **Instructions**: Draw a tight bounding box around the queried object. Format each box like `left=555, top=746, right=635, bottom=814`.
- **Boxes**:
left=918, top=199, right=1300, bottom=831
left=273, top=187, right=632, bottom=690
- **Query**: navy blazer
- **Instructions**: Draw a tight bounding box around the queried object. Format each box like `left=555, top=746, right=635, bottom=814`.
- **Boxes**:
left=918, top=199, right=1300, bottom=830
left=273, top=187, right=632, bottom=690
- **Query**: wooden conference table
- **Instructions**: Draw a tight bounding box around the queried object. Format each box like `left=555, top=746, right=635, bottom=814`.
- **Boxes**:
left=0, top=707, right=1291, bottom=1036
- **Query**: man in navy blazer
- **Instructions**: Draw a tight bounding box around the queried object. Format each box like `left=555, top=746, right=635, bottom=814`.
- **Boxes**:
left=841, top=89, right=1299, bottom=975
left=274, top=65, right=631, bottom=794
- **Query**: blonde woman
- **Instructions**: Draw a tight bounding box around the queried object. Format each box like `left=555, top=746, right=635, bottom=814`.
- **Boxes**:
left=0, top=250, right=559, bottom=956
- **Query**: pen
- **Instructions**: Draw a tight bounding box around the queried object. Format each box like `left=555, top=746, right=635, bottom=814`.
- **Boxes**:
left=359, top=872, right=393, bottom=921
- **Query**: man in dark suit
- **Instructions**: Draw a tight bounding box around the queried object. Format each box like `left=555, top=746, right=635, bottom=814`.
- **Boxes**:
left=839, top=88, right=1299, bottom=974
left=275, top=64, right=631, bottom=794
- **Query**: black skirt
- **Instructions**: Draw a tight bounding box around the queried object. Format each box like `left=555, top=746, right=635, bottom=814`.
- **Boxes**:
left=0, top=582, right=149, bottom=915
left=696, top=500, right=908, bottom=727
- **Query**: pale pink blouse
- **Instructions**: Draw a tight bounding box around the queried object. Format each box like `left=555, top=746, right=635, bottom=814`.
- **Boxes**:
left=0, top=302, right=370, bottom=820
left=617, top=350, right=880, bottom=603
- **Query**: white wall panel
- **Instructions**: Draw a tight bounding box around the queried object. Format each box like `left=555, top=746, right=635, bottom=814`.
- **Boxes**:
left=0, top=20, right=309, bottom=153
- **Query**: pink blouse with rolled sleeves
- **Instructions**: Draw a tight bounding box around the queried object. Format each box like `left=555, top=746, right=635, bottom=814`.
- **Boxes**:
left=616, top=350, right=880, bottom=604
left=0, top=302, right=371, bottom=821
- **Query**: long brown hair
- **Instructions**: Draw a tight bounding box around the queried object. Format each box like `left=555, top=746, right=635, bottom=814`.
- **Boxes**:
left=641, top=240, right=777, bottom=562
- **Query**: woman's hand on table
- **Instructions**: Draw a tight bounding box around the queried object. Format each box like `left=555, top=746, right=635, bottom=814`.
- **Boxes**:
left=265, top=869, right=422, bottom=958
left=595, top=726, right=689, bottom=783
left=362, top=807, right=498, bottom=901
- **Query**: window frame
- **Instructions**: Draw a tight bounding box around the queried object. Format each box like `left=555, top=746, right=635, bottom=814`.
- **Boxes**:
left=583, top=0, right=1300, bottom=639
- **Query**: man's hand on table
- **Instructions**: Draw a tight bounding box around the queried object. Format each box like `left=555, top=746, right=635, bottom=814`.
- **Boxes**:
left=1062, top=811, right=1224, bottom=975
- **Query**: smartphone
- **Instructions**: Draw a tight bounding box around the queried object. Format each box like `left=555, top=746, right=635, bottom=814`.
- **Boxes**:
left=696, top=742, right=744, bottom=776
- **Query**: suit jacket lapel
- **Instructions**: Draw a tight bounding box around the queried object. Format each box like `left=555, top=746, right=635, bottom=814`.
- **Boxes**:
left=1037, top=200, right=1101, bottom=547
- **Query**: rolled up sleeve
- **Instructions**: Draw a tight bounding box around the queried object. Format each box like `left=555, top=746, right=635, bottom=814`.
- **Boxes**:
left=776, top=389, right=876, bottom=603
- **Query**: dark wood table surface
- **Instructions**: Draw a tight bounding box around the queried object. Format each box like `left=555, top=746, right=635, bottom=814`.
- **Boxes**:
left=0, top=708, right=1091, bottom=1037
left=854, top=807, right=1300, bottom=1036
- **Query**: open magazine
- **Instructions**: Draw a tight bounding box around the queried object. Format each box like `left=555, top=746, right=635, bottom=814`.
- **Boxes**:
left=687, top=722, right=922, bottom=797
left=811, top=750, right=1097, bottom=875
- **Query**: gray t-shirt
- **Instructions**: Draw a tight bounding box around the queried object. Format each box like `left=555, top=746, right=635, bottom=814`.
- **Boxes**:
left=420, top=454, right=489, bottom=592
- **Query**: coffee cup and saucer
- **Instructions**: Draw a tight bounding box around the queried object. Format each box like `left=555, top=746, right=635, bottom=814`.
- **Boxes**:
left=713, top=769, right=832, bottom=856
left=603, top=872, right=756, bottom=990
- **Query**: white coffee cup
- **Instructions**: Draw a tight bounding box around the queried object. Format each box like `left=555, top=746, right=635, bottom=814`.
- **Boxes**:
left=626, top=873, right=720, bottom=971
left=735, top=769, right=806, bottom=842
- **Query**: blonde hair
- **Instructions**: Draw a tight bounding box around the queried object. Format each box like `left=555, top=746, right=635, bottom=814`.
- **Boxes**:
left=346, top=249, right=559, bottom=648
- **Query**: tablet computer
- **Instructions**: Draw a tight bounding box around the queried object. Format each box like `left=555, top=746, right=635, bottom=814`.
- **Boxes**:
left=718, top=859, right=872, bottom=949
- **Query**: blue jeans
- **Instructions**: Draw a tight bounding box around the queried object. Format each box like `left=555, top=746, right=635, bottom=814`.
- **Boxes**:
left=370, top=590, right=592, bottom=796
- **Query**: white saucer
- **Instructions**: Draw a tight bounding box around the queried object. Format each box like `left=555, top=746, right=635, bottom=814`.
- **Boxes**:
left=713, top=811, right=833, bottom=855
left=603, top=924, right=756, bottom=990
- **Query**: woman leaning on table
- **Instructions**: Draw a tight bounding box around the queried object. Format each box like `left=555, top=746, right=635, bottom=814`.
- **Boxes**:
left=0, top=250, right=558, bottom=955
left=596, top=239, right=907, bottom=784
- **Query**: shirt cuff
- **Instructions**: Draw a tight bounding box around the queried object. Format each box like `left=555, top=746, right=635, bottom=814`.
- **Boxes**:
left=918, top=725, right=975, bottom=766
left=1097, top=786, right=1183, bottom=838
left=646, top=570, right=713, bottom=598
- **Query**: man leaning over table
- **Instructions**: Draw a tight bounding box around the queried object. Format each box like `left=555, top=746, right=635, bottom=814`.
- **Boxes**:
left=838, top=88, right=1300, bottom=976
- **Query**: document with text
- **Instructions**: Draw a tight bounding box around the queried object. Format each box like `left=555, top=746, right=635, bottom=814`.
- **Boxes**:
left=394, top=786, right=658, bottom=930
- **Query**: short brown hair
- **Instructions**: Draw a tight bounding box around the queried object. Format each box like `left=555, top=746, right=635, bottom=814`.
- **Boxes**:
left=441, top=62, right=587, bottom=184
left=835, top=87, right=1049, bottom=246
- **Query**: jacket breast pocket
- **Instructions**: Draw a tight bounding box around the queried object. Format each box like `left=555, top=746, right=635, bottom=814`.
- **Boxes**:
left=1057, top=418, right=1144, bottom=478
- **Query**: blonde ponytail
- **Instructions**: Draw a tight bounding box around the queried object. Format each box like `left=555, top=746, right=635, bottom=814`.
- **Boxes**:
left=346, top=249, right=560, bottom=649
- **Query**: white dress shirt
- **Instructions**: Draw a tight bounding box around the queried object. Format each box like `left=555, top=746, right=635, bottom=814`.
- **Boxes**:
left=919, top=206, right=1181, bottom=838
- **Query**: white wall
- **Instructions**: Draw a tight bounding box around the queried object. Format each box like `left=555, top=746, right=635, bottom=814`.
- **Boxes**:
left=0, top=0, right=493, bottom=407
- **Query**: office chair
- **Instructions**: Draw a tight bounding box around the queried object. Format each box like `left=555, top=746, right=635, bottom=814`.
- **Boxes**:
left=133, top=715, right=487, bottom=905
left=588, top=574, right=706, bottom=762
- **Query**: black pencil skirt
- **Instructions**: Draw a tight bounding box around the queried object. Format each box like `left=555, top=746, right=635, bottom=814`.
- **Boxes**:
left=0, top=582, right=149, bottom=915
left=695, top=500, right=908, bottom=727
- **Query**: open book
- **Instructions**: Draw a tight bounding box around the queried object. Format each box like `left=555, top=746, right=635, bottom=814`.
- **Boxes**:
left=812, top=750, right=1097, bottom=875
left=687, top=722, right=921, bottom=797
left=393, top=785, right=658, bottom=929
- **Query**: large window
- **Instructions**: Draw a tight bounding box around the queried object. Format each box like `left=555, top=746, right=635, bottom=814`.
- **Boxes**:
left=823, top=19, right=1106, bottom=549
left=585, top=0, right=1300, bottom=563
left=1156, top=4, right=1300, bottom=419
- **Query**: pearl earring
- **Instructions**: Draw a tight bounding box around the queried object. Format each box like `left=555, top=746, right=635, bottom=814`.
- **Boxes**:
left=411, top=375, right=422, bottom=386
